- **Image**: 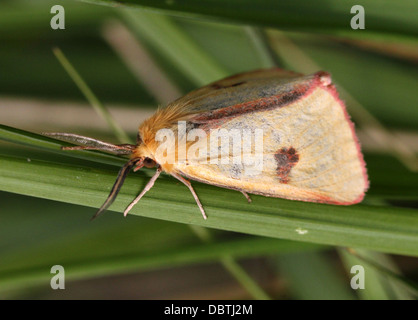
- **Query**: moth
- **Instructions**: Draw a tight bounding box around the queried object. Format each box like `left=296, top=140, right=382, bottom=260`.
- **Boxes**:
left=45, top=68, right=369, bottom=220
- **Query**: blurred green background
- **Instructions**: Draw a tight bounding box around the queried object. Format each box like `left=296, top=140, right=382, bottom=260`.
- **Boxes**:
left=0, top=0, right=417, bottom=299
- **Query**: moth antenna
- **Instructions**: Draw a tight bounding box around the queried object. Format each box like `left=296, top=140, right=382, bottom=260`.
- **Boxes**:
left=170, top=173, right=207, bottom=220
left=61, top=145, right=134, bottom=155
left=91, top=158, right=142, bottom=221
left=43, top=132, right=135, bottom=155
left=123, top=167, right=162, bottom=217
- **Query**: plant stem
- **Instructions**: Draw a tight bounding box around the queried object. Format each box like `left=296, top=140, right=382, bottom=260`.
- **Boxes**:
left=52, top=47, right=132, bottom=144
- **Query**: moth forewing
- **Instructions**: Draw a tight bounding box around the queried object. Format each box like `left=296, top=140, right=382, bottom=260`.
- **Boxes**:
left=171, top=70, right=368, bottom=206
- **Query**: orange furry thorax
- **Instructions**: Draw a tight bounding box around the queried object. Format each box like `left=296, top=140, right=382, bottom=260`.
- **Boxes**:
left=139, top=102, right=192, bottom=144
left=131, top=102, right=193, bottom=173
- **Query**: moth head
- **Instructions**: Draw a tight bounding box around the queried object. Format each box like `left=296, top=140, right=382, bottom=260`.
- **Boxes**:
left=131, top=136, right=158, bottom=170
left=131, top=156, right=156, bottom=172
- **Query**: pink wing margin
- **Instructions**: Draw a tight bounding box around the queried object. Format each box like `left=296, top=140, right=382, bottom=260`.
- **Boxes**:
left=313, top=71, right=369, bottom=204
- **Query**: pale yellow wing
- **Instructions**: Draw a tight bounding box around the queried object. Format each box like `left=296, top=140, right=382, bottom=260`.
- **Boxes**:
left=173, top=72, right=368, bottom=205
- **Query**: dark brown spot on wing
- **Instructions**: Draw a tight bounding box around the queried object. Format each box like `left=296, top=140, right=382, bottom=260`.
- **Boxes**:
left=274, top=147, right=300, bottom=183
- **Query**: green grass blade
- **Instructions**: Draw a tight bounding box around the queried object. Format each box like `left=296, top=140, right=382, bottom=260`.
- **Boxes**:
left=52, top=47, right=132, bottom=144
left=1, top=153, right=417, bottom=256
left=189, top=225, right=272, bottom=299
left=120, top=9, right=229, bottom=86
left=80, top=0, right=418, bottom=39
left=339, top=249, right=418, bottom=299
left=340, top=249, right=418, bottom=299
left=244, top=27, right=280, bottom=68
left=220, top=256, right=271, bottom=300
left=0, top=192, right=322, bottom=294
left=276, top=251, right=356, bottom=300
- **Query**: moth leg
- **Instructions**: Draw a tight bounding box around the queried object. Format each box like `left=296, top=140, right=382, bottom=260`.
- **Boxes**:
left=90, top=158, right=139, bottom=221
left=123, top=167, right=162, bottom=217
left=171, top=173, right=207, bottom=220
left=240, top=191, right=252, bottom=203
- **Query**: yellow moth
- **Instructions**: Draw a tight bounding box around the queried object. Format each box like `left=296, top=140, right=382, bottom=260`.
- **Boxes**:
left=45, top=68, right=369, bottom=220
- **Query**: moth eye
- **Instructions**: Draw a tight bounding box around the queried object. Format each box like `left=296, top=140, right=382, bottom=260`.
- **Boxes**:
left=143, top=157, right=156, bottom=168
